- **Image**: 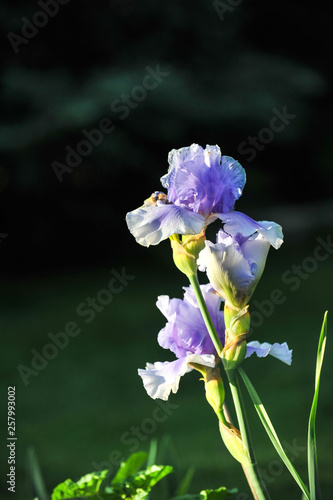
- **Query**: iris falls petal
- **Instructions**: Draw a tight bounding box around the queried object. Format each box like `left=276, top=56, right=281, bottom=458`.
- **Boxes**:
left=138, top=354, right=216, bottom=400
left=246, top=341, right=292, bottom=365
left=126, top=202, right=205, bottom=247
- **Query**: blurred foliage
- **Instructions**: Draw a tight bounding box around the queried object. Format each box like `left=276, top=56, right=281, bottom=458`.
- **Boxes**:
left=0, top=0, right=332, bottom=272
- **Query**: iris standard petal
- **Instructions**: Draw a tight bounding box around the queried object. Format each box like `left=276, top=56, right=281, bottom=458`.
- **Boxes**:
left=161, top=144, right=246, bottom=219
left=210, top=155, right=246, bottom=214
left=138, top=353, right=216, bottom=400
left=218, top=211, right=283, bottom=249
left=245, top=341, right=292, bottom=365
left=156, top=285, right=225, bottom=357
left=239, top=234, right=271, bottom=286
left=126, top=202, right=205, bottom=247
left=198, top=239, right=254, bottom=307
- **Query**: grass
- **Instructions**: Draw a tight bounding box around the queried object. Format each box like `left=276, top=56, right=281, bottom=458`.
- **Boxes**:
left=0, top=231, right=332, bottom=499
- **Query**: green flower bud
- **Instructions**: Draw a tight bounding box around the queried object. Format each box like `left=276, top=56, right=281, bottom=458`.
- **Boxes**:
left=219, top=421, right=251, bottom=467
left=222, top=305, right=250, bottom=371
left=224, top=303, right=250, bottom=333
left=204, top=366, right=225, bottom=418
left=170, top=229, right=206, bottom=277
left=188, top=363, right=225, bottom=421
left=222, top=336, right=247, bottom=371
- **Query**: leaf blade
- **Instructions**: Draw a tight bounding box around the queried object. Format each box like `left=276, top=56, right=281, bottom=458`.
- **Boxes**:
left=307, top=311, right=327, bottom=500
left=238, top=367, right=310, bottom=500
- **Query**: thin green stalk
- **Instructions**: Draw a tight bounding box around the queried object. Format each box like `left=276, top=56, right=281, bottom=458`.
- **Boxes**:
left=307, top=311, right=327, bottom=500
left=227, top=370, right=269, bottom=500
left=227, top=370, right=251, bottom=454
left=188, top=274, right=223, bottom=356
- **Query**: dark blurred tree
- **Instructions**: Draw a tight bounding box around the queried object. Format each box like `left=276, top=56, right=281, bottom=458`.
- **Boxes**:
left=0, top=0, right=331, bottom=273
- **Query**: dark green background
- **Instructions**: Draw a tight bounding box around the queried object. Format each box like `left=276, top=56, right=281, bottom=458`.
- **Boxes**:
left=0, top=1, right=332, bottom=499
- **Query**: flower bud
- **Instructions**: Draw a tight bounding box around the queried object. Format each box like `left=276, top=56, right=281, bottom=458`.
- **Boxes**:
left=219, top=421, right=251, bottom=466
left=188, top=363, right=225, bottom=421
left=222, top=305, right=250, bottom=371
left=170, top=229, right=206, bottom=277
left=204, top=367, right=225, bottom=418
left=224, top=303, right=250, bottom=333
left=222, top=336, right=247, bottom=371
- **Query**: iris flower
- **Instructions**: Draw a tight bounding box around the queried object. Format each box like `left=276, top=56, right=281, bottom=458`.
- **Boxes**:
left=126, top=144, right=246, bottom=247
left=139, top=285, right=292, bottom=401
left=198, top=220, right=283, bottom=309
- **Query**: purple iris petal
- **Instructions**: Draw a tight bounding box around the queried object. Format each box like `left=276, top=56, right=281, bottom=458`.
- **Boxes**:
left=157, top=285, right=225, bottom=357
left=219, top=211, right=283, bottom=249
left=246, top=341, right=292, bottom=365
left=161, top=144, right=246, bottom=218
left=126, top=201, right=205, bottom=247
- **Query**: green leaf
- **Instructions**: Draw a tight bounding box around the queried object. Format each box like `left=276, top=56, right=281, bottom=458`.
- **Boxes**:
left=174, top=466, right=195, bottom=496
left=307, top=311, right=327, bottom=500
left=238, top=367, right=310, bottom=500
left=147, top=439, right=158, bottom=468
left=105, top=464, right=173, bottom=500
left=130, top=464, right=173, bottom=491
left=200, top=486, right=238, bottom=499
left=171, top=486, right=237, bottom=500
left=26, top=447, right=49, bottom=500
left=51, top=470, right=109, bottom=499
left=112, top=452, right=148, bottom=484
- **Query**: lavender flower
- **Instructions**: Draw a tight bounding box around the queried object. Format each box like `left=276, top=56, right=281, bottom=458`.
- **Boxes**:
left=126, top=144, right=246, bottom=247
left=138, top=284, right=224, bottom=400
left=139, top=284, right=292, bottom=400
left=198, top=219, right=283, bottom=309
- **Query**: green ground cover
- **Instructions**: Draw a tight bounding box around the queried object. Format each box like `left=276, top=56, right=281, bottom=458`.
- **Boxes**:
left=1, top=231, right=332, bottom=499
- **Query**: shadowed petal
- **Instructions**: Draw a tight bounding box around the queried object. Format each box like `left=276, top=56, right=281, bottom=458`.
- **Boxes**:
left=218, top=211, right=283, bottom=249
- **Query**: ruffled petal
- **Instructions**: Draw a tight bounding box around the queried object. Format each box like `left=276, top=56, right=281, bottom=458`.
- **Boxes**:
left=218, top=211, right=283, bottom=249
left=161, top=144, right=246, bottom=218
left=138, top=358, right=190, bottom=401
left=156, top=286, right=225, bottom=357
left=126, top=202, right=205, bottom=247
left=245, top=341, right=292, bottom=365
left=211, top=155, right=246, bottom=214
left=138, top=353, right=216, bottom=400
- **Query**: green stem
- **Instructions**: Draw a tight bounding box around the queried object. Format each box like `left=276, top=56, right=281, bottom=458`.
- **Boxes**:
left=188, top=273, right=223, bottom=356
left=227, top=370, right=269, bottom=500
left=227, top=370, right=251, bottom=453
left=188, top=273, right=268, bottom=499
